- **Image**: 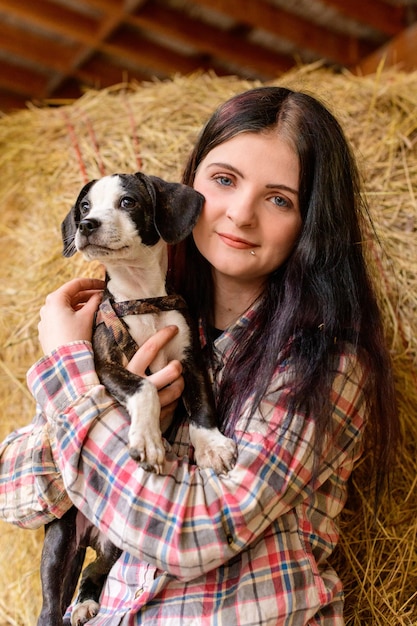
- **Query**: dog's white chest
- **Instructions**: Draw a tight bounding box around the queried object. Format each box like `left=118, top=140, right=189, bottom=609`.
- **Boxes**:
left=125, top=309, right=190, bottom=372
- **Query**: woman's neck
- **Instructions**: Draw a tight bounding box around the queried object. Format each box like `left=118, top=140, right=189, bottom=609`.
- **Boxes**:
left=213, top=275, right=264, bottom=330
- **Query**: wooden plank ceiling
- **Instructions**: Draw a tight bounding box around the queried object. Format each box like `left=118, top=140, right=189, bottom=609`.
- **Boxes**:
left=0, top=0, right=416, bottom=113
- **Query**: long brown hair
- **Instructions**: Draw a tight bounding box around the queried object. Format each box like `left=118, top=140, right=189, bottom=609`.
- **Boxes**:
left=169, top=86, right=399, bottom=497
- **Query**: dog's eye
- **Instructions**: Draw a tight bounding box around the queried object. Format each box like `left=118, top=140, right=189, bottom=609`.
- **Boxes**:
left=120, top=196, right=136, bottom=209
left=80, top=200, right=90, bottom=215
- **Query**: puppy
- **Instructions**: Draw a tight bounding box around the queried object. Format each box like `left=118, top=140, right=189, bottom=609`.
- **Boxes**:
left=38, top=172, right=237, bottom=626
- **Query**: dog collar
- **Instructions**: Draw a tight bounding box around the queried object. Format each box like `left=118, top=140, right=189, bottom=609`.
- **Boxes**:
left=109, top=294, right=188, bottom=318
left=94, top=294, right=189, bottom=361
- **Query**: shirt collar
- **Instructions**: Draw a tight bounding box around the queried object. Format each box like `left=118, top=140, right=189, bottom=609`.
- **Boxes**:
left=199, top=298, right=262, bottom=359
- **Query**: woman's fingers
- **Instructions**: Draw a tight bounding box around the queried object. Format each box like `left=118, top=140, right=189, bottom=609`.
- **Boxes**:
left=147, top=359, right=183, bottom=391
left=155, top=368, right=185, bottom=402
left=158, top=375, right=185, bottom=433
left=126, top=328, right=184, bottom=430
left=38, top=278, right=105, bottom=354
left=126, top=326, right=180, bottom=377
left=50, top=277, right=105, bottom=304
left=43, top=278, right=105, bottom=314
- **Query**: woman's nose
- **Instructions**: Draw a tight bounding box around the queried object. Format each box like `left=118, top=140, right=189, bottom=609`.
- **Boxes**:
left=225, top=193, right=257, bottom=227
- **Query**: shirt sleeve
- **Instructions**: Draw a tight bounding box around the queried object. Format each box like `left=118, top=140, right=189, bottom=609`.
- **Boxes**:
left=0, top=412, right=73, bottom=529
left=26, top=341, right=367, bottom=581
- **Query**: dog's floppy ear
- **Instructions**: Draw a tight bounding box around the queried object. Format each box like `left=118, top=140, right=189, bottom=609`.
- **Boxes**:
left=139, top=173, right=205, bottom=245
left=61, top=180, right=96, bottom=257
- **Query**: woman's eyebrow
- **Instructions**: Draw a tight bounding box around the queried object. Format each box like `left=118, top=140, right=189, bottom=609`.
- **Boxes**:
left=206, top=162, right=243, bottom=177
left=266, top=184, right=299, bottom=196
left=206, top=162, right=299, bottom=196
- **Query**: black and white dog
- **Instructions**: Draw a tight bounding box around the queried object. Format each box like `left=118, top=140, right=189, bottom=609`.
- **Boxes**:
left=38, top=172, right=236, bottom=626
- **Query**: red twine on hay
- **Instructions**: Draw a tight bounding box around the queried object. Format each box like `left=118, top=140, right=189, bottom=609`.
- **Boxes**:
left=82, top=113, right=106, bottom=177
left=63, top=92, right=143, bottom=182
left=62, top=111, right=107, bottom=180
left=62, top=110, right=89, bottom=184
left=122, top=91, right=143, bottom=171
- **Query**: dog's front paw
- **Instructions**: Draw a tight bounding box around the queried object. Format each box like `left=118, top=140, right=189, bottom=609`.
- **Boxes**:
left=127, top=382, right=166, bottom=473
left=71, top=599, right=99, bottom=626
left=128, top=430, right=166, bottom=474
left=190, top=425, right=237, bottom=474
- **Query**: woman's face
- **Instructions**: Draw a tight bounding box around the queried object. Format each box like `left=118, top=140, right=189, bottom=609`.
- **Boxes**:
left=192, top=131, right=302, bottom=290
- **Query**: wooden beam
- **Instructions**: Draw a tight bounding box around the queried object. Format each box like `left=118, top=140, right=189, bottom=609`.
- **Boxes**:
left=103, top=28, right=208, bottom=76
left=0, top=0, right=214, bottom=97
left=0, top=89, right=30, bottom=113
left=354, top=22, right=417, bottom=74
left=128, top=3, right=292, bottom=77
left=318, top=0, right=407, bottom=37
left=0, top=0, right=98, bottom=42
left=75, top=54, right=150, bottom=87
left=190, top=0, right=374, bottom=66
left=0, top=59, right=49, bottom=97
left=0, top=21, right=83, bottom=72
left=81, top=0, right=147, bottom=17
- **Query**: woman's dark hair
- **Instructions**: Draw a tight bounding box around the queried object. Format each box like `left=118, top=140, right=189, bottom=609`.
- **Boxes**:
left=169, top=86, right=399, bottom=497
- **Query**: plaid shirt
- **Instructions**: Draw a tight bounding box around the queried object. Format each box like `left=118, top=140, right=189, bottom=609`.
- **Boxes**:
left=0, top=307, right=367, bottom=625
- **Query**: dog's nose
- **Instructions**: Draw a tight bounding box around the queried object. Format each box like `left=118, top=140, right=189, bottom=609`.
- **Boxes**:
left=79, top=218, right=101, bottom=235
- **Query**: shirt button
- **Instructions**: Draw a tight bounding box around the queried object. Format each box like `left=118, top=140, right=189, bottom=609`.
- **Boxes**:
left=134, top=587, right=144, bottom=599
left=227, top=535, right=233, bottom=545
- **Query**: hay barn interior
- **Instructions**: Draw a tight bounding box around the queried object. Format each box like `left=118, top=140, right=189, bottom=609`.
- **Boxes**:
left=1, top=1, right=417, bottom=624
left=1, top=0, right=417, bottom=112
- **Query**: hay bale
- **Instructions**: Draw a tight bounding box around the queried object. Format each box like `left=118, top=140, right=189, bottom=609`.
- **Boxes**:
left=0, top=66, right=416, bottom=625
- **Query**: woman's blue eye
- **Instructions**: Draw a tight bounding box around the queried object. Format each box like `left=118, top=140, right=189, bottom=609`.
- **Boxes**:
left=272, top=195, right=288, bottom=207
left=216, top=175, right=233, bottom=186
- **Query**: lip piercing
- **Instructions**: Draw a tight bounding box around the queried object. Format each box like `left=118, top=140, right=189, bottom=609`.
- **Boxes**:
left=250, top=250, right=256, bottom=256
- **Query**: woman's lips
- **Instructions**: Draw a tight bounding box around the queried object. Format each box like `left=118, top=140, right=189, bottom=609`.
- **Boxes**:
left=218, top=232, right=257, bottom=250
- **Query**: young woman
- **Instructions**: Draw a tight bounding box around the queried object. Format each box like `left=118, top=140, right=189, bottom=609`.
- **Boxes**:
left=0, top=86, right=399, bottom=625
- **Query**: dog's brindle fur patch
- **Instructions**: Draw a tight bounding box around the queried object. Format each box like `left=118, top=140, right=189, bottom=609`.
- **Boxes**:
left=38, top=173, right=236, bottom=626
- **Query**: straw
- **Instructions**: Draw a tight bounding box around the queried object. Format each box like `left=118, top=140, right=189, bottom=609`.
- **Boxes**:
left=1, top=66, right=417, bottom=624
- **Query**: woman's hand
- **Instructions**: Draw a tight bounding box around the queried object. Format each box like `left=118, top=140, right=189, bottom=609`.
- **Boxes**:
left=39, top=280, right=184, bottom=430
left=38, top=278, right=105, bottom=354
left=126, top=326, right=185, bottom=432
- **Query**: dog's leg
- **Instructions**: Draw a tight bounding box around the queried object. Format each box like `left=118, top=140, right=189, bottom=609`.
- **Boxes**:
left=70, top=541, right=121, bottom=626
left=189, top=423, right=237, bottom=474
left=126, top=381, right=166, bottom=472
left=182, top=357, right=237, bottom=475
left=97, top=361, right=165, bottom=473
left=38, top=507, right=85, bottom=626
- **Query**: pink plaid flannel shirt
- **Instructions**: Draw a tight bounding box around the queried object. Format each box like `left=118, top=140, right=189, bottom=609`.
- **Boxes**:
left=0, top=306, right=367, bottom=625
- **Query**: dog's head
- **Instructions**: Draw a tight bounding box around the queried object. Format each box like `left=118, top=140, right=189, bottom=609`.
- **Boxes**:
left=61, top=172, right=205, bottom=260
